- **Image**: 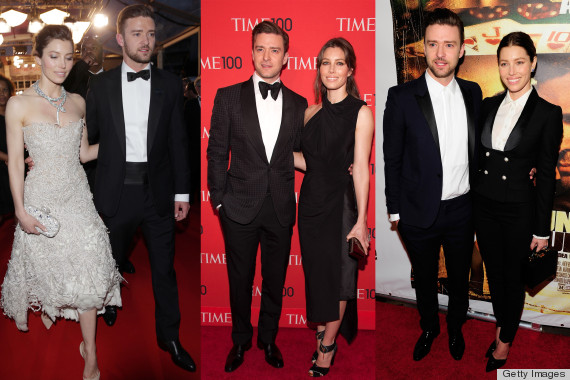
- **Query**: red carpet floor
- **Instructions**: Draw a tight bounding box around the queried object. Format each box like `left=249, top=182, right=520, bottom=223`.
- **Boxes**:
left=376, top=299, right=570, bottom=379
left=0, top=206, right=200, bottom=380
left=201, top=326, right=375, bottom=379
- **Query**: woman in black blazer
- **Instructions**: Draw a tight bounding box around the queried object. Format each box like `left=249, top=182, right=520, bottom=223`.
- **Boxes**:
left=473, top=32, right=562, bottom=372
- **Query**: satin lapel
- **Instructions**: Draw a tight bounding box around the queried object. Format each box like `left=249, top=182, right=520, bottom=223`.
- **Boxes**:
left=107, top=67, right=126, bottom=158
left=147, top=66, right=164, bottom=155
left=241, top=78, right=269, bottom=164
left=270, top=85, right=291, bottom=164
left=503, top=89, right=539, bottom=151
left=480, top=94, right=504, bottom=149
left=458, top=82, right=475, bottom=163
left=414, top=76, right=440, bottom=155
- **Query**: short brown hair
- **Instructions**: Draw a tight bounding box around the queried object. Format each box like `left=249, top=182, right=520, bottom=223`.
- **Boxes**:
left=33, top=25, right=73, bottom=57
left=251, top=21, right=289, bottom=53
left=424, top=8, right=464, bottom=45
left=117, top=4, right=154, bottom=35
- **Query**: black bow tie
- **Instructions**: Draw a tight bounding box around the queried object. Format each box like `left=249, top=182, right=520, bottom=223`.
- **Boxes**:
left=127, top=70, right=150, bottom=82
left=258, top=81, right=282, bottom=100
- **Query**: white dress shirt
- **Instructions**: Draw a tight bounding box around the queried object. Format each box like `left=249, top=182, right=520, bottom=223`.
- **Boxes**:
left=121, top=62, right=188, bottom=202
left=492, top=87, right=532, bottom=151
left=390, top=72, right=469, bottom=222
left=253, top=72, right=283, bottom=162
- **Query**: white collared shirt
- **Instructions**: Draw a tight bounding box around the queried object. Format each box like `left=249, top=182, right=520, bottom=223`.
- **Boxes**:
left=425, top=71, right=470, bottom=200
left=252, top=72, right=283, bottom=162
left=121, top=62, right=188, bottom=203
left=121, top=62, right=151, bottom=162
left=492, top=87, right=533, bottom=151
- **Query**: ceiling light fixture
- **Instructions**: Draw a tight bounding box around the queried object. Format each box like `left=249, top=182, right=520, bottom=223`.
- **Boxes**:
left=93, top=13, right=108, bottom=28
left=0, top=9, right=27, bottom=27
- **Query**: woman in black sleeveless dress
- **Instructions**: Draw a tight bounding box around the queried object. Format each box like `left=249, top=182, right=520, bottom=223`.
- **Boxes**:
left=295, top=37, right=374, bottom=377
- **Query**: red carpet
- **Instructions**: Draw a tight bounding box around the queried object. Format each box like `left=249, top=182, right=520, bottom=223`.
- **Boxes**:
left=0, top=206, right=200, bottom=380
left=376, top=299, right=570, bottom=379
left=201, top=326, right=374, bottom=379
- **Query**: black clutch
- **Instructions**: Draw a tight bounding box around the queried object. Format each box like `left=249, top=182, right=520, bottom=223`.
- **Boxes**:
left=524, top=247, right=558, bottom=289
left=348, top=237, right=366, bottom=259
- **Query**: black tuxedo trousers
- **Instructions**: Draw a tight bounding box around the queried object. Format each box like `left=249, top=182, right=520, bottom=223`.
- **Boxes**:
left=102, top=184, right=180, bottom=342
left=219, top=195, right=292, bottom=345
left=398, top=193, right=473, bottom=333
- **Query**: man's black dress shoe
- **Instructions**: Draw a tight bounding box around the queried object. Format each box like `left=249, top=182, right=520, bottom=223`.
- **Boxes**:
left=102, top=306, right=117, bottom=326
left=120, top=260, right=136, bottom=274
left=448, top=330, right=465, bottom=360
left=486, top=353, right=507, bottom=372
left=413, top=330, right=440, bottom=361
left=158, top=339, right=196, bottom=372
left=224, top=342, right=252, bottom=372
left=257, top=339, right=284, bottom=368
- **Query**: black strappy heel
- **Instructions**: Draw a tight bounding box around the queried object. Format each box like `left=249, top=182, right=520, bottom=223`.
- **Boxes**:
left=308, top=341, right=337, bottom=377
left=311, top=330, right=325, bottom=363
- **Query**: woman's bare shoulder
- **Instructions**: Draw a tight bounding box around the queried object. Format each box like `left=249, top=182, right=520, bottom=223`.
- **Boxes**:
left=304, top=104, right=322, bottom=125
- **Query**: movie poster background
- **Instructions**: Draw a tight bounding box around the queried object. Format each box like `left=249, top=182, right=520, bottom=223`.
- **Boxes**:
left=377, top=0, right=570, bottom=327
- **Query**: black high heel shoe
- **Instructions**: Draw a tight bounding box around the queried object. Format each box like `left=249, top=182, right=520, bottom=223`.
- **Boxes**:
left=486, top=352, right=507, bottom=372
left=485, top=340, right=496, bottom=358
left=311, top=330, right=325, bottom=363
left=309, top=341, right=337, bottom=377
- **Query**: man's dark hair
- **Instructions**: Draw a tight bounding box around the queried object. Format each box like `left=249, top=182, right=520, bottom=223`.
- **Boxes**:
left=117, top=4, right=154, bottom=35
left=424, top=8, right=464, bottom=45
left=251, top=21, right=289, bottom=53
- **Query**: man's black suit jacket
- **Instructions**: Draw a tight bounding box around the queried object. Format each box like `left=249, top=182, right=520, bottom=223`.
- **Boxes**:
left=207, top=77, right=307, bottom=227
left=86, top=64, right=190, bottom=217
left=63, top=60, right=93, bottom=99
left=383, top=74, right=482, bottom=229
left=473, top=88, right=563, bottom=237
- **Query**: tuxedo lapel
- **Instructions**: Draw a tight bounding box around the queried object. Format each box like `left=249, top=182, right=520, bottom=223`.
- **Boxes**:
left=481, top=94, right=503, bottom=149
left=458, top=81, right=476, bottom=163
left=147, top=66, right=164, bottom=155
left=241, top=78, right=269, bottom=164
left=414, top=76, right=440, bottom=155
left=503, top=88, right=539, bottom=151
left=270, top=85, right=292, bottom=164
left=107, top=67, right=126, bottom=158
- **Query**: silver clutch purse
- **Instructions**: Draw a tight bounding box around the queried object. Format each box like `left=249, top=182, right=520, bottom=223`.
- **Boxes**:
left=24, top=205, right=60, bottom=238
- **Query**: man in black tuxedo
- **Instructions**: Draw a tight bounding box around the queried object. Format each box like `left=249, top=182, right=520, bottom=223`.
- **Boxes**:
left=86, top=4, right=195, bottom=372
left=207, top=21, right=307, bottom=372
left=63, top=36, right=103, bottom=99
left=383, top=8, right=481, bottom=362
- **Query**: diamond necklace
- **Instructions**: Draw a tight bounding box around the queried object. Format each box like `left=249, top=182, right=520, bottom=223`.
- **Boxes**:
left=32, top=81, right=67, bottom=126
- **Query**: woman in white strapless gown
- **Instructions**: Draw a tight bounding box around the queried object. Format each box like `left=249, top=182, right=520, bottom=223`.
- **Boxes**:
left=0, top=25, right=121, bottom=380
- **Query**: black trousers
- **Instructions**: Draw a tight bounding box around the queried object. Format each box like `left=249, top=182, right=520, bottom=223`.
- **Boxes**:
left=102, top=184, right=181, bottom=342
left=398, top=193, right=473, bottom=333
left=219, top=195, right=292, bottom=345
left=474, top=193, right=531, bottom=343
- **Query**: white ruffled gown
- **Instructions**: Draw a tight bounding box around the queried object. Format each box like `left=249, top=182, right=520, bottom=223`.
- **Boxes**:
left=1, top=120, right=122, bottom=328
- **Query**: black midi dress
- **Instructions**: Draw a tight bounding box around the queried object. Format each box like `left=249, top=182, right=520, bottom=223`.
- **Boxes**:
left=298, top=94, right=366, bottom=325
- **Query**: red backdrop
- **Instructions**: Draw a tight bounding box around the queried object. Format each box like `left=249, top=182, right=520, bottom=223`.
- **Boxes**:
left=201, top=0, right=376, bottom=330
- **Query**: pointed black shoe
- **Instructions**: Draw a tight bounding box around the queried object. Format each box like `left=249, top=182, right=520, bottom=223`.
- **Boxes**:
left=485, top=340, right=497, bottom=358
left=158, top=339, right=196, bottom=372
left=413, top=330, right=439, bottom=361
left=486, top=353, right=507, bottom=372
left=224, top=342, right=252, bottom=372
left=257, top=339, right=284, bottom=368
left=102, top=306, right=117, bottom=326
left=448, top=330, right=465, bottom=360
